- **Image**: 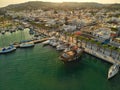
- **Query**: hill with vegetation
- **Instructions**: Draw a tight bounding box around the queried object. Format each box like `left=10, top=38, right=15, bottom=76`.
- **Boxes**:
left=0, top=1, right=120, bottom=11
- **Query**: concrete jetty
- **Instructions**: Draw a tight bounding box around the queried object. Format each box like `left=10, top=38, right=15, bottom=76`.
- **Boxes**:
left=84, top=48, right=119, bottom=64
left=13, top=38, right=49, bottom=48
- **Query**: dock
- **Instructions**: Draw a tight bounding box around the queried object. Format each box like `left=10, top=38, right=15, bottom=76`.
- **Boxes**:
left=84, top=48, right=120, bottom=64
left=33, top=38, right=49, bottom=44
left=13, top=38, right=49, bottom=48
left=19, top=28, right=120, bottom=65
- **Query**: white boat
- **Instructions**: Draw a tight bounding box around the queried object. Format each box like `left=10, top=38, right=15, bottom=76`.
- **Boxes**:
left=62, top=43, right=74, bottom=52
left=64, top=47, right=71, bottom=52
left=56, top=43, right=66, bottom=51
left=0, top=45, right=16, bottom=54
left=49, top=37, right=57, bottom=46
left=52, top=40, right=58, bottom=47
left=49, top=40, right=54, bottom=46
left=56, top=44, right=66, bottom=51
left=1, top=31, right=5, bottom=34
left=108, top=63, right=119, bottom=79
left=42, top=40, right=50, bottom=46
left=20, top=42, right=34, bottom=48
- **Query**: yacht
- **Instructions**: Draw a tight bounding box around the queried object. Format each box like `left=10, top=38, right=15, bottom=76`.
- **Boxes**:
left=108, top=63, right=119, bottom=79
left=0, top=45, right=16, bottom=54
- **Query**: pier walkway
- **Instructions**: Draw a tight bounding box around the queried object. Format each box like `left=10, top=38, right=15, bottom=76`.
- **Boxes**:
left=84, top=48, right=120, bottom=65
left=13, top=38, right=49, bottom=48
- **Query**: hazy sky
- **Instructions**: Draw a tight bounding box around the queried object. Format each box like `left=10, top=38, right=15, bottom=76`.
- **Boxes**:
left=0, top=0, right=120, bottom=7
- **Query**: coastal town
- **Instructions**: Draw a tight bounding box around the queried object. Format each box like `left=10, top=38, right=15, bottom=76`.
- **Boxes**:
left=0, top=2, right=120, bottom=80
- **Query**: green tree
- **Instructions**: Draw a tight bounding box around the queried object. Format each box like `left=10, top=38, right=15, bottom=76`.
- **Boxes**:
left=89, top=39, right=96, bottom=49
left=78, top=36, right=85, bottom=47
left=109, top=46, right=116, bottom=56
left=102, top=44, right=109, bottom=54
left=116, top=48, right=120, bottom=60
left=96, top=42, right=101, bottom=51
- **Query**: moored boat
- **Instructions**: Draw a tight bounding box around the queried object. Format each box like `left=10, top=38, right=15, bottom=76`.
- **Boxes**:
left=59, top=46, right=84, bottom=62
left=52, top=40, right=58, bottom=47
left=1, top=31, right=5, bottom=34
left=20, top=42, right=34, bottom=48
left=49, top=39, right=54, bottom=46
left=42, top=40, right=50, bottom=46
left=108, top=63, right=119, bottom=79
left=29, top=28, right=34, bottom=35
left=56, top=44, right=66, bottom=51
left=0, top=45, right=16, bottom=54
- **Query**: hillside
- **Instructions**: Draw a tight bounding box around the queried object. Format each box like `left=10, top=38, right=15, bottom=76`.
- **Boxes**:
left=1, top=1, right=120, bottom=11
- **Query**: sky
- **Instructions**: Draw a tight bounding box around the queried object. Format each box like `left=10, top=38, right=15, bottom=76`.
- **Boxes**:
left=0, top=0, right=120, bottom=7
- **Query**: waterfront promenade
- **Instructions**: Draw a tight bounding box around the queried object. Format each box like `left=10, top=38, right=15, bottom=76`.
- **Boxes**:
left=76, top=41, right=120, bottom=65
left=34, top=29, right=120, bottom=65
left=84, top=47, right=119, bottom=64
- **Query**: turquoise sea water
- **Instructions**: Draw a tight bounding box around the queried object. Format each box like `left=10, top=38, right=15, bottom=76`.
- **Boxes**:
left=0, top=30, right=120, bottom=90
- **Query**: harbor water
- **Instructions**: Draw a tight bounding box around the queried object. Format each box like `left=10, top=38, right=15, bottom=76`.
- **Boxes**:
left=0, top=30, right=120, bottom=90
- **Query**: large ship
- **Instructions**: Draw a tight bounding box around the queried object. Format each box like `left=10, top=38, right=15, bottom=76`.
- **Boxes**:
left=59, top=46, right=84, bottom=62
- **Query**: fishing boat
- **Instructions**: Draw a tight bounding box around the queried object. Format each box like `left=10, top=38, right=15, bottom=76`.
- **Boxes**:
left=108, top=63, right=119, bottom=79
left=0, top=45, right=16, bottom=54
left=20, top=42, right=34, bottom=48
left=60, top=46, right=84, bottom=62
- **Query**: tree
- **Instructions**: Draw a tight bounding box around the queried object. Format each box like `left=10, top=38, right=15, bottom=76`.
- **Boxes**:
left=109, top=46, right=116, bottom=56
left=78, top=36, right=85, bottom=47
left=83, top=37, right=89, bottom=47
left=89, top=39, right=96, bottom=49
left=96, top=42, right=101, bottom=51
left=102, top=44, right=109, bottom=54
left=116, top=48, right=120, bottom=60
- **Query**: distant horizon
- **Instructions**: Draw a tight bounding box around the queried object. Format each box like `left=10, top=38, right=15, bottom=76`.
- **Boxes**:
left=0, top=0, right=120, bottom=8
